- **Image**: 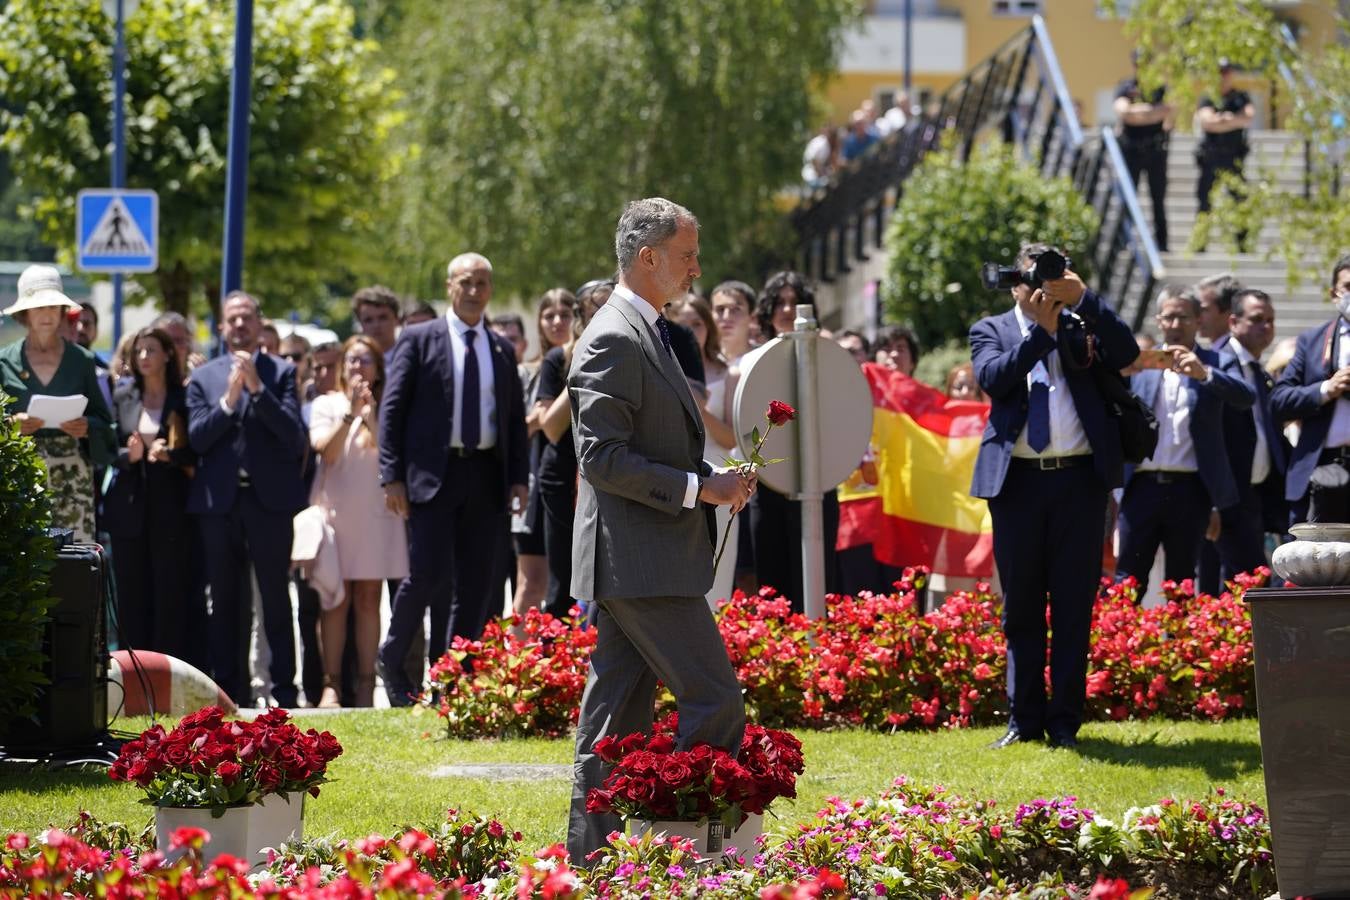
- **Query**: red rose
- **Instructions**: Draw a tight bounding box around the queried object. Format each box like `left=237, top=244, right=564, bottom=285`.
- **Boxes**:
left=766, top=400, right=796, bottom=426
left=646, top=733, right=675, bottom=755
left=217, top=761, right=243, bottom=786
left=658, top=757, right=693, bottom=787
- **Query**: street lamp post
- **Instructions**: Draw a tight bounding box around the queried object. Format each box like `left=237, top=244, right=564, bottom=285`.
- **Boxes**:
left=104, top=0, right=138, bottom=346
left=220, top=0, right=255, bottom=313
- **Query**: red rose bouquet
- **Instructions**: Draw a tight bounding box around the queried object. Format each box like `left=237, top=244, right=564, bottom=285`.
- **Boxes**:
left=585, top=713, right=804, bottom=830
left=109, top=706, right=343, bottom=814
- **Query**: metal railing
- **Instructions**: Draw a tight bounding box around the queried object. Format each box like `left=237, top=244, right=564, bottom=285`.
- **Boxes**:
left=791, top=14, right=1164, bottom=329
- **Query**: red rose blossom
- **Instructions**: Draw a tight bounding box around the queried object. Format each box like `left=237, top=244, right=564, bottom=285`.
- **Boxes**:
left=766, top=400, right=796, bottom=426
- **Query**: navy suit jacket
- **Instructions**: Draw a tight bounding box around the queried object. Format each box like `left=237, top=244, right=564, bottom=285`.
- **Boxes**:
left=970, top=289, right=1140, bottom=499
left=378, top=317, right=529, bottom=505
left=1220, top=349, right=1287, bottom=495
left=1271, top=319, right=1344, bottom=502
left=1123, top=347, right=1254, bottom=510
left=185, top=350, right=307, bottom=515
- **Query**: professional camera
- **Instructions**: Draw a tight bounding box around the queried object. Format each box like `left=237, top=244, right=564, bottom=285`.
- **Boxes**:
left=981, top=248, right=1070, bottom=291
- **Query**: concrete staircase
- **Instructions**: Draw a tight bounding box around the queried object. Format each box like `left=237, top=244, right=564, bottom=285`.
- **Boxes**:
left=1135, top=129, right=1332, bottom=343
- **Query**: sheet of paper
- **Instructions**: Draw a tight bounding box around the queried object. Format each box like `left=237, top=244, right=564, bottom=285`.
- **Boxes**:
left=27, top=393, right=89, bottom=425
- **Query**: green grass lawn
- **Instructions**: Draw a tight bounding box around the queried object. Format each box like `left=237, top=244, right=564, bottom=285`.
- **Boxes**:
left=0, top=710, right=1266, bottom=849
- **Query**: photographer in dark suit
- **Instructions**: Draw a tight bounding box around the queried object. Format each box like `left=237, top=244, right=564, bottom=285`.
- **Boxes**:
left=186, top=290, right=308, bottom=707
left=970, top=243, right=1139, bottom=749
left=1115, top=286, right=1254, bottom=600
left=377, top=252, right=530, bottom=706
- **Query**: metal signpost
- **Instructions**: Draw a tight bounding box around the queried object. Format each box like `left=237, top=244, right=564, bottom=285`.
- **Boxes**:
left=733, top=305, right=874, bottom=619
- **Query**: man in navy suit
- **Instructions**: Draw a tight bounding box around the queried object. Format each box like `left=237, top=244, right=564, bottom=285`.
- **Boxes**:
left=1198, top=289, right=1285, bottom=593
left=970, top=244, right=1139, bottom=749
left=186, top=290, right=308, bottom=707
left=1115, top=286, right=1254, bottom=600
left=377, top=252, right=529, bottom=706
left=1271, top=255, right=1350, bottom=523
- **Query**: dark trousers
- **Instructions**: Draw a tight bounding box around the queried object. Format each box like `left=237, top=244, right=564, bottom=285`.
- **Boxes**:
left=1198, top=478, right=1274, bottom=596
left=540, top=481, right=576, bottom=618
left=111, top=528, right=191, bottom=659
left=567, top=593, right=745, bottom=866
left=1123, top=142, right=1169, bottom=251
left=1197, top=155, right=1247, bottom=250
left=989, top=462, right=1106, bottom=741
left=294, top=574, right=324, bottom=706
left=750, top=486, right=840, bottom=614
left=1116, top=472, right=1212, bottom=601
left=379, top=452, right=504, bottom=697
left=197, top=487, right=298, bottom=707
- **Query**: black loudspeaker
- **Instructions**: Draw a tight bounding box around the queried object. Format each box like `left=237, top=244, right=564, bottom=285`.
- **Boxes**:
left=1, top=540, right=108, bottom=749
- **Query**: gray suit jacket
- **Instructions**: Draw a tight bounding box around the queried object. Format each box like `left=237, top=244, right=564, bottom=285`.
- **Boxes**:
left=568, top=296, right=713, bottom=601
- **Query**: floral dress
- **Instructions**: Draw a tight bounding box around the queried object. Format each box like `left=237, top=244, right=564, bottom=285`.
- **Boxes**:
left=0, top=339, right=115, bottom=542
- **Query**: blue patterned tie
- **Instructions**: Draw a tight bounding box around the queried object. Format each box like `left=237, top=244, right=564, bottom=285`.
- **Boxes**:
left=1027, top=379, right=1051, bottom=453
left=461, top=329, right=481, bottom=450
left=654, top=315, right=674, bottom=357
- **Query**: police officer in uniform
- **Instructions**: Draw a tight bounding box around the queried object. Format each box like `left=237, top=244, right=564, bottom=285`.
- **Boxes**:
left=1196, top=61, right=1254, bottom=251
left=1114, top=53, right=1173, bottom=252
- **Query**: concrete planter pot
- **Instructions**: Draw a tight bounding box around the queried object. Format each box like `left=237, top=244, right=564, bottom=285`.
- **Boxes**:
left=628, top=812, right=763, bottom=858
left=1246, top=586, right=1350, bottom=897
left=155, top=792, right=304, bottom=868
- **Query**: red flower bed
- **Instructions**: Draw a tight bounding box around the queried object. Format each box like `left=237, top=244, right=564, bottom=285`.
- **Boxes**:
left=425, top=567, right=1266, bottom=737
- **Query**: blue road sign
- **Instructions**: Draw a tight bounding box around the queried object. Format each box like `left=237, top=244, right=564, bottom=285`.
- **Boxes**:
left=76, top=188, right=158, bottom=273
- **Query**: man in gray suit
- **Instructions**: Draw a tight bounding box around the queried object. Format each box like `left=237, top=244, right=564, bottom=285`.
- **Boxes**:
left=566, top=198, right=755, bottom=865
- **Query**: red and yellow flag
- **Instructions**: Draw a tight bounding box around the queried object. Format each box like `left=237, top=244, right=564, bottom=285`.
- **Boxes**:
left=837, top=364, right=993, bottom=578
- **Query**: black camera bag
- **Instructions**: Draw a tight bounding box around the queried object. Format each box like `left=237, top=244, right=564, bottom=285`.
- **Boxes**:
left=1091, top=363, right=1159, bottom=465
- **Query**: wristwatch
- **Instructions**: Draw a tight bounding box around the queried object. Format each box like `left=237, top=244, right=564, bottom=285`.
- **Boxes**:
left=696, top=473, right=705, bottom=500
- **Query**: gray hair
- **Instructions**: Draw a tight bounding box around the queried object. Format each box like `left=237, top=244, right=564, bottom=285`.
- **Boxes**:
left=1156, top=284, right=1201, bottom=317
left=614, top=198, right=698, bottom=273
left=447, top=253, right=493, bottom=277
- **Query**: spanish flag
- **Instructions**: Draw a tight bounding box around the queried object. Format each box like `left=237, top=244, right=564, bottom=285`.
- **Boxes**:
left=837, top=364, right=994, bottom=578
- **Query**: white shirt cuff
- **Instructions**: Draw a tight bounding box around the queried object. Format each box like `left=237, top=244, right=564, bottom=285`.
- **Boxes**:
left=1323, top=380, right=1336, bottom=402
left=220, top=396, right=236, bottom=415
left=683, top=472, right=699, bottom=509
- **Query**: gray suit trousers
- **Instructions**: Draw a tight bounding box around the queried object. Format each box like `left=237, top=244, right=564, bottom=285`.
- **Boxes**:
left=566, top=593, right=745, bottom=866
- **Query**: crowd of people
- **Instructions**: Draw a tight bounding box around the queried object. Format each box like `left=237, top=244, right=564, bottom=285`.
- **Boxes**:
left=802, top=95, right=913, bottom=188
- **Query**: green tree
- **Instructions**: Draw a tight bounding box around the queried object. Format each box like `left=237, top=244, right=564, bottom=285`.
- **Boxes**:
left=1112, top=0, right=1350, bottom=273
left=0, top=0, right=395, bottom=319
left=379, top=0, right=860, bottom=301
left=882, top=140, right=1099, bottom=349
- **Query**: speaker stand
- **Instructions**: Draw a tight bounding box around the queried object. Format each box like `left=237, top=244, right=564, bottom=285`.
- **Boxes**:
left=0, top=733, right=123, bottom=769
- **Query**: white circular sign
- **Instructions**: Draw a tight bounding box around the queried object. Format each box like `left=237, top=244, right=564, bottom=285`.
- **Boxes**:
left=732, top=335, right=874, bottom=496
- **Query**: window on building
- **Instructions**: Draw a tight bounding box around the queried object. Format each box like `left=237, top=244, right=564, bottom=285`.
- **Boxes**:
left=992, top=0, right=1043, bottom=15
left=1095, top=0, right=1136, bottom=17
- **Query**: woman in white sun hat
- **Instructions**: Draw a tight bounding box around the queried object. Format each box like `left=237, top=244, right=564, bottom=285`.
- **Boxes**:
left=0, top=264, right=116, bottom=541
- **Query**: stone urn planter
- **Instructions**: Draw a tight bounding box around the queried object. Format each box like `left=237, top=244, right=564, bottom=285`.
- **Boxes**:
left=1246, top=544, right=1350, bottom=897
left=629, top=812, right=763, bottom=858
left=1271, top=523, right=1350, bottom=586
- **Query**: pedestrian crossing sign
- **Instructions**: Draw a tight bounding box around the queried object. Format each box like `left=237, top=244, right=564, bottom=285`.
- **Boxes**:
left=76, top=188, right=158, bottom=273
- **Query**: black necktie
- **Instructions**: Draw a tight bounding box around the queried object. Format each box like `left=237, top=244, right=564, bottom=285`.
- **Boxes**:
left=655, top=315, right=674, bottom=357
left=1027, top=380, right=1051, bottom=453
left=461, top=329, right=480, bottom=450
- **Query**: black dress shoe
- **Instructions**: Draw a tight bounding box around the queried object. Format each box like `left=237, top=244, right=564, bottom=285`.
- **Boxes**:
left=1047, top=734, right=1079, bottom=749
left=988, top=728, right=1037, bottom=749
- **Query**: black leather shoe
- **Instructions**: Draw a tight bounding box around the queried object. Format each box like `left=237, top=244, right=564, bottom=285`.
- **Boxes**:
left=988, top=728, right=1037, bottom=749
left=1047, top=734, right=1079, bottom=749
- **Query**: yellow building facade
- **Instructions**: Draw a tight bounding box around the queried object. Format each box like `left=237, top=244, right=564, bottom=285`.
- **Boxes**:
left=824, top=0, right=1338, bottom=131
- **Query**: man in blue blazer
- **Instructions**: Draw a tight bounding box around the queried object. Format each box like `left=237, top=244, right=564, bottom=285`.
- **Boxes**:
left=186, top=290, right=308, bottom=707
left=1271, top=255, right=1350, bottom=522
left=970, top=244, right=1139, bottom=749
left=1198, top=289, right=1286, bottom=594
left=377, top=252, right=529, bottom=706
left=1116, top=286, right=1254, bottom=599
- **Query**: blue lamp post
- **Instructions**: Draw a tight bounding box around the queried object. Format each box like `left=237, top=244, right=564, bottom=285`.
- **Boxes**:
left=103, top=0, right=138, bottom=346
left=220, top=0, right=255, bottom=314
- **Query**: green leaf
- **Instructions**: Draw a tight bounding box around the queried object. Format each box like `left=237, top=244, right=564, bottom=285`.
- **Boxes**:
left=751, top=426, right=762, bottom=447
